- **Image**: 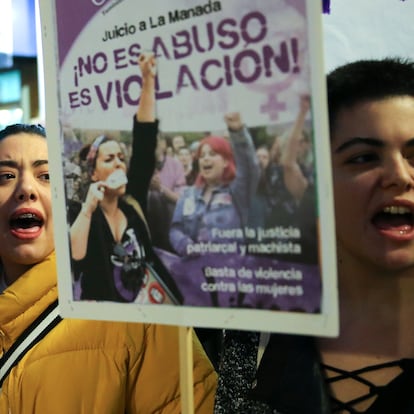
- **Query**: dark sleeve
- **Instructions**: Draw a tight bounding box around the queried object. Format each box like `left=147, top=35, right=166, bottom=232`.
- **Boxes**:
left=126, top=117, right=159, bottom=215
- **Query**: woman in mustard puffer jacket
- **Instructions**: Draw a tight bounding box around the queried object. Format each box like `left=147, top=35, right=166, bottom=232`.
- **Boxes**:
left=0, top=252, right=216, bottom=413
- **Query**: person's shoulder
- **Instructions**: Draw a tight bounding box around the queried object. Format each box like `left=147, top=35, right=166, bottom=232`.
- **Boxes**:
left=71, top=320, right=182, bottom=357
left=61, top=319, right=148, bottom=350
left=66, top=319, right=178, bottom=342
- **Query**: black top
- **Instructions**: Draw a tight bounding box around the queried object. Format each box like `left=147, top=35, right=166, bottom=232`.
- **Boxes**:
left=215, top=332, right=414, bottom=414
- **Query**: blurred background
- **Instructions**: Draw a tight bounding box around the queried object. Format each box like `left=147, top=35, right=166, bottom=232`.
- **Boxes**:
left=0, top=0, right=40, bottom=129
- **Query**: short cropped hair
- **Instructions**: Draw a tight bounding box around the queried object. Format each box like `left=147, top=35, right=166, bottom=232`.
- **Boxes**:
left=327, top=57, right=414, bottom=133
left=0, top=123, right=46, bottom=140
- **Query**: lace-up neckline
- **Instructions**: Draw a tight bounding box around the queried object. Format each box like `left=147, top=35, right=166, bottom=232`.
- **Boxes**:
left=322, top=359, right=414, bottom=413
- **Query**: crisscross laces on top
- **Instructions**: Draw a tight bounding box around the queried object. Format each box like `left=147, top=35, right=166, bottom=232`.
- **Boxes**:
left=322, top=359, right=414, bottom=413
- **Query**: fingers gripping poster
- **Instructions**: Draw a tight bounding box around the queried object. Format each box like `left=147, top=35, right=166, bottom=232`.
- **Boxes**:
left=40, top=0, right=338, bottom=335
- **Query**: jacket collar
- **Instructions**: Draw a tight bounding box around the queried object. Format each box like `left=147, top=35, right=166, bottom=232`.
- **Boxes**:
left=0, top=252, right=58, bottom=353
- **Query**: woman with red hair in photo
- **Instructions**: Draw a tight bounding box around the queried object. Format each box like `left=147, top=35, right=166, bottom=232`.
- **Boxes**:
left=169, top=112, right=259, bottom=256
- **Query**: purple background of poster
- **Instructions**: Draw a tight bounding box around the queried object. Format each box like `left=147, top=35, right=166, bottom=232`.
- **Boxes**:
left=55, top=1, right=101, bottom=66
left=156, top=249, right=321, bottom=312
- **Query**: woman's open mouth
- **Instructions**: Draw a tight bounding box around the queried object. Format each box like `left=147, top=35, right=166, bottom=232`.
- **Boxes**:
left=372, top=205, right=414, bottom=238
left=9, top=210, right=44, bottom=240
left=201, top=165, right=213, bottom=172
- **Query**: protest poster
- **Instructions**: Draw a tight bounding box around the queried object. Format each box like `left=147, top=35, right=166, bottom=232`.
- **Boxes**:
left=39, top=0, right=338, bottom=336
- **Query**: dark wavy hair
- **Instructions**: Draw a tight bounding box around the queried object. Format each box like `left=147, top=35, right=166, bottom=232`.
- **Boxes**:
left=0, top=123, right=46, bottom=140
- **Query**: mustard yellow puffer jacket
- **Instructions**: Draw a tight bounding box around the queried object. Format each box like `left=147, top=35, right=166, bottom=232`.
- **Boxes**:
left=0, top=252, right=217, bottom=413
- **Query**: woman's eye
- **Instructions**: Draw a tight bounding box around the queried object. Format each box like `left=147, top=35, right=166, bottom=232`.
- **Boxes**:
left=404, top=150, right=414, bottom=164
left=0, top=172, right=15, bottom=183
left=346, top=153, right=379, bottom=164
left=39, top=172, right=50, bottom=182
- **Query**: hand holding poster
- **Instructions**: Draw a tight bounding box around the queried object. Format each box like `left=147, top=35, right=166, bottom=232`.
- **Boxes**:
left=39, top=0, right=338, bottom=336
